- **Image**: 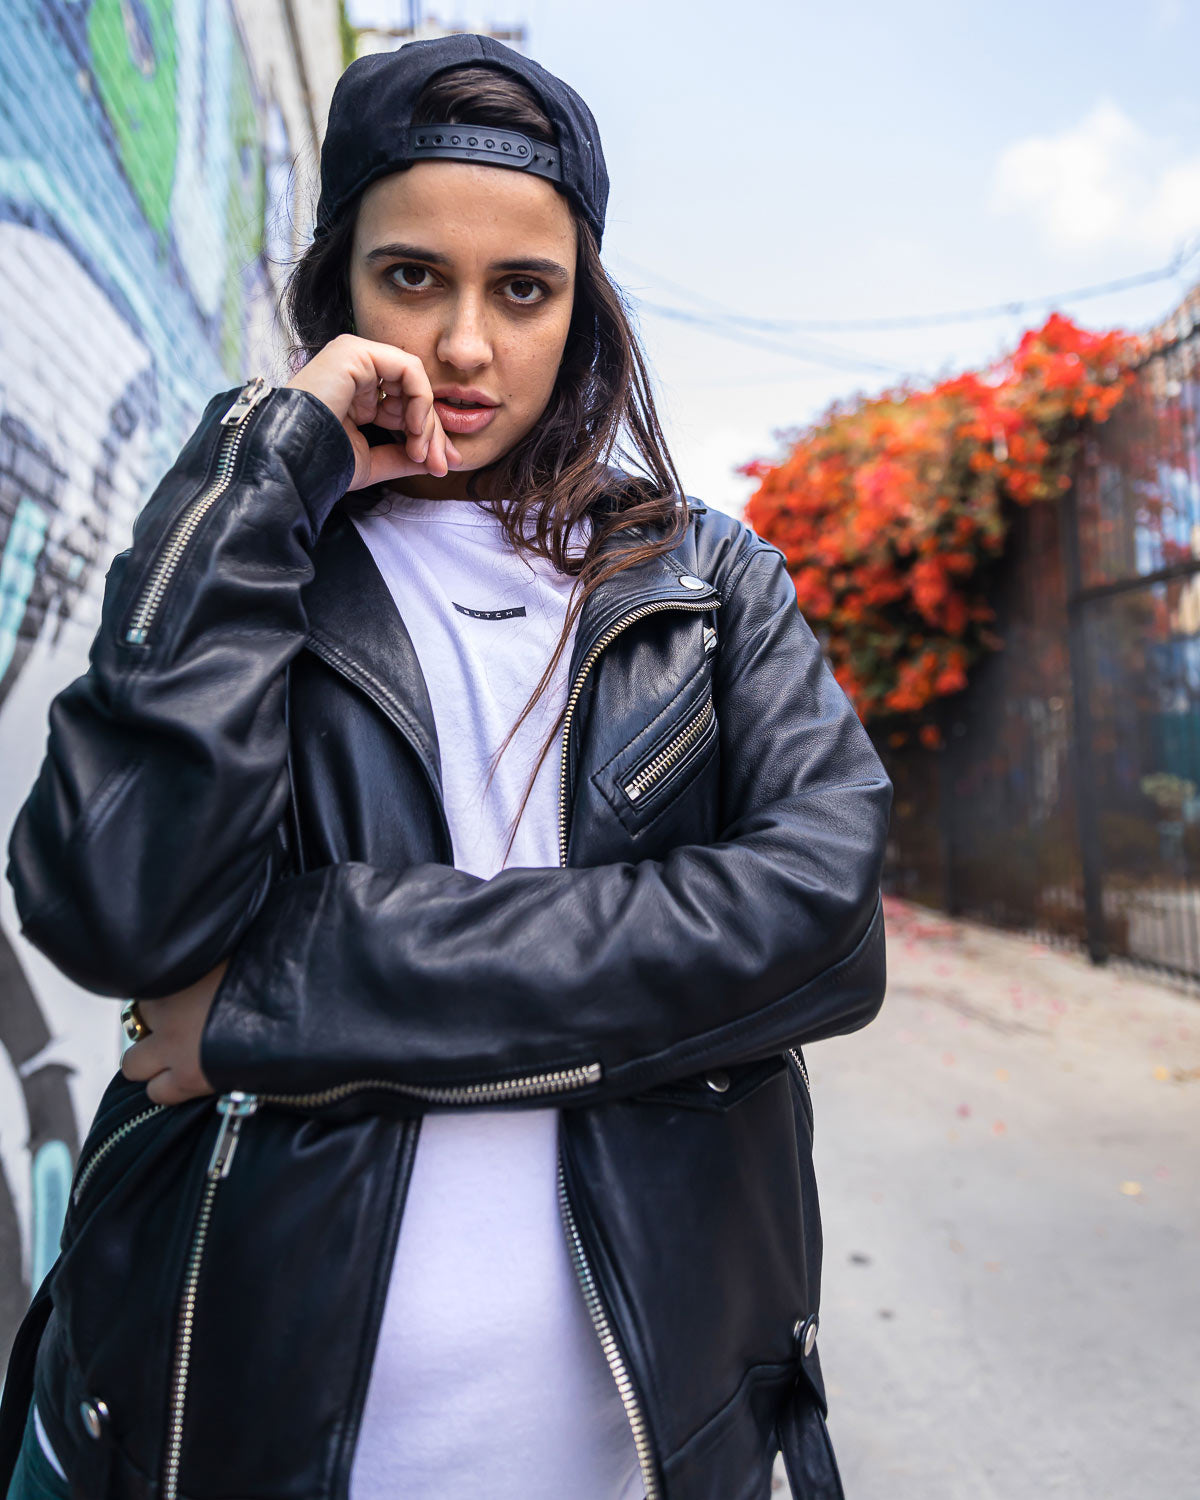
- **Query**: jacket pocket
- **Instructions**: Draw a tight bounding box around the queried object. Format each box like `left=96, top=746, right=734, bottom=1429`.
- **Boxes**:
left=61, top=1072, right=174, bottom=1240
left=632, top=1053, right=789, bottom=1112
left=621, top=690, right=716, bottom=808
left=594, top=658, right=720, bottom=837
left=70, top=1100, right=166, bottom=1217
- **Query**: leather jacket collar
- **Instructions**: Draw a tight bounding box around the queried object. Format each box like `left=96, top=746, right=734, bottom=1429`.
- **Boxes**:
left=302, top=500, right=720, bottom=810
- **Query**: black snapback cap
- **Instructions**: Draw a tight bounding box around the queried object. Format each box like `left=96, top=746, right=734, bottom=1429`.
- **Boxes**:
left=314, top=34, right=609, bottom=245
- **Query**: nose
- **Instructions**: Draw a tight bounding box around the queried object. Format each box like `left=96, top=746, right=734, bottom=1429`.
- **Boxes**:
left=436, top=290, right=492, bottom=374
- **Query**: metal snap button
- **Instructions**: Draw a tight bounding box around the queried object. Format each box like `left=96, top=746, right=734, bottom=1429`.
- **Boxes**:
left=705, top=1069, right=730, bottom=1093
left=80, top=1397, right=109, bottom=1440
left=793, top=1312, right=819, bottom=1356
left=678, top=574, right=706, bottom=590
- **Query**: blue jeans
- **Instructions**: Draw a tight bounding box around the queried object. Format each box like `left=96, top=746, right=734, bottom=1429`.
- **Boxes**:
left=5, top=1403, right=71, bottom=1500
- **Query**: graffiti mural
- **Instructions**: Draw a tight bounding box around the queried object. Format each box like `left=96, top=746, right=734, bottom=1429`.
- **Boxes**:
left=0, top=0, right=293, bottom=1356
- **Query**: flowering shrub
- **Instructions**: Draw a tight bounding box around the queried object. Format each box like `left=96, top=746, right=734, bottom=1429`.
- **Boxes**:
left=741, top=313, right=1142, bottom=739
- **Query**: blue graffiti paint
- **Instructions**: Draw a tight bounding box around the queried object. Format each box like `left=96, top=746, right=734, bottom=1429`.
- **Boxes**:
left=0, top=497, right=49, bottom=683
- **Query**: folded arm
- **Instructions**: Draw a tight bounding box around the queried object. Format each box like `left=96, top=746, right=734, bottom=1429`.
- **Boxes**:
left=198, top=540, right=893, bottom=1105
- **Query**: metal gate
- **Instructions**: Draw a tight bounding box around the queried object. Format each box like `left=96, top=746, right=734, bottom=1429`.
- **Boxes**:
left=878, top=314, right=1200, bottom=982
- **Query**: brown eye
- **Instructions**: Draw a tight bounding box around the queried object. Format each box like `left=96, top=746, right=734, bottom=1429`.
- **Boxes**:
left=506, top=277, right=545, bottom=305
left=391, top=264, right=433, bottom=289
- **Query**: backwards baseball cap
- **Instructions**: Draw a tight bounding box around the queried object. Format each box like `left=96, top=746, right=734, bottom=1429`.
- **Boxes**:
left=314, top=34, right=609, bottom=245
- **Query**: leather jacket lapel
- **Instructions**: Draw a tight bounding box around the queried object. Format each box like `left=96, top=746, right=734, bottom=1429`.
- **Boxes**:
left=302, top=506, right=444, bottom=796
left=302, top=503, right=720, bottom=809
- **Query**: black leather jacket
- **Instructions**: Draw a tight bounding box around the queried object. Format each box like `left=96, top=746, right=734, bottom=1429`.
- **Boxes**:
left=1, top=378, right=892, bottom=1500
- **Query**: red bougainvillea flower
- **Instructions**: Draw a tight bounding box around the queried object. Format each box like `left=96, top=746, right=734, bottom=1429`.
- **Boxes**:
left=741, top=311, right=1142, bottom=737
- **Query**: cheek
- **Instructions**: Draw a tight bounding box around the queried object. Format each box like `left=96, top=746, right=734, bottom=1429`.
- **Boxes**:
left=359, top=296, right=436, bottom=355
left=502, top=315, right=572, bottom=409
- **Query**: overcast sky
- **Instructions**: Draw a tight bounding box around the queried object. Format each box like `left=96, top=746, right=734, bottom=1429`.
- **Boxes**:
left=347, top=0, right=1200, bottom=516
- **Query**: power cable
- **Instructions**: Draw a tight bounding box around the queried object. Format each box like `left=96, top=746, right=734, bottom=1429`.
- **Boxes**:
left=613, top=234, right=1200, bottom=338
left=630, top=298, right=910, bottom=377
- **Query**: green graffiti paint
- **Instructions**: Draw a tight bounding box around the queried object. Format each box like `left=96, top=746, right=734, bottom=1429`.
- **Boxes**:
left=88, top=0, right=179, bottom=238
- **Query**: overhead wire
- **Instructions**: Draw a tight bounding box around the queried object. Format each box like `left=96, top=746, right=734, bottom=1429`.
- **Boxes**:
left=612, top=233, right=1200, bottom=343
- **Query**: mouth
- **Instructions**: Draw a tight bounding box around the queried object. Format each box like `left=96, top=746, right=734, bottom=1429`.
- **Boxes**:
left=432, top=390, right=500, bottom=436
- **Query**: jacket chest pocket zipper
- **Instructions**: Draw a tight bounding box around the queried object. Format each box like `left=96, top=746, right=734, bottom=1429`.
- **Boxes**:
left=623, top=693, right=716, bottom=804
left=124, top=377, right=273, bottom=647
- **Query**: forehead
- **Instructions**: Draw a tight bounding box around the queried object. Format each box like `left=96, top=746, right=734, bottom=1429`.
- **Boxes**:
left=354, top=160, right=575, bottom=261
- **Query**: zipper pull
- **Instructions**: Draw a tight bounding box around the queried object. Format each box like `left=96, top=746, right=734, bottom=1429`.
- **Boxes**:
left=702, top=625, right=718, bottom=654
left=207, top=1092, right=260, bottom=1178
left=220, top=376, right=272, bottom=426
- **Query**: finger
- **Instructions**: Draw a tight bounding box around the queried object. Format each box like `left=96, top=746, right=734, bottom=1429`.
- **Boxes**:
left=363, top=342, right=435, bottom=437
left=409, top=406, right=436, bottom=465
left=363, top=442, right=448, bottom=489
left=121, top=1036, right=165, bottom=1083
left=146, top=1070, right=187, bottom=1107
left=138, top=997, right=166, bottom=1029
left=445, top=438, right=464, bottom=469
left=370, top=393, right=409, bottom=431
left=426, top=416, right=449, bottom=478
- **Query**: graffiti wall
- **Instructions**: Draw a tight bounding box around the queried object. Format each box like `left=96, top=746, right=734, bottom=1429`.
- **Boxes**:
left=0, top=0, right=300, bottom=1356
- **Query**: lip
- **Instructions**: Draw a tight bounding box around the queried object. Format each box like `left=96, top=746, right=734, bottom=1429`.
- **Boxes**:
left=432, top=387, right=500, bottom=436
left=433, top=386, right=499, bottom=407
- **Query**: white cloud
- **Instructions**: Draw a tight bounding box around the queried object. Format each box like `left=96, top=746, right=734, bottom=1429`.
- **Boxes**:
left=989, top=100, right=1200, bottom=258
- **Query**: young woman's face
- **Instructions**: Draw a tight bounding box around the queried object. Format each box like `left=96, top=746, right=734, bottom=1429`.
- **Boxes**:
left=349, top=159, right=577, bottom=497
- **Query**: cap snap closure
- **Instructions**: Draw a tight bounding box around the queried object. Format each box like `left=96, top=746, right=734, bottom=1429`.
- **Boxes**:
left=793, top=1313, right=819, bottom=1357
left=80, top=1397, right=109, bottom=1440
left=704, top=1069, right=730, bottom=1093
left=678, top=574, right=706, bottom=590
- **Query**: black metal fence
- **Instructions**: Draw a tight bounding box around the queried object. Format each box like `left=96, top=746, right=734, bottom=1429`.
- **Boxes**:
left=878, top=307, right=1200, bottom=983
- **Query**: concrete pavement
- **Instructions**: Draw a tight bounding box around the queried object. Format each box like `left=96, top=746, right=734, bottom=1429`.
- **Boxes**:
left=773, top=896, right=1200, bottom=1498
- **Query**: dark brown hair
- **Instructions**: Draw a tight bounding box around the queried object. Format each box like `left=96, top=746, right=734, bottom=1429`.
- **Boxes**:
left=281, top=65, right=689, bottom=860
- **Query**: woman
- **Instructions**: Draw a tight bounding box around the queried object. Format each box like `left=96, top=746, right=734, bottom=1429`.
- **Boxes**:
left=1, top=33, right=890, bottom=1500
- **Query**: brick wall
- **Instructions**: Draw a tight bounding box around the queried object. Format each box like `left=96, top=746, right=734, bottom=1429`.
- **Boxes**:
left=0, top=0, right=342, bottom=1357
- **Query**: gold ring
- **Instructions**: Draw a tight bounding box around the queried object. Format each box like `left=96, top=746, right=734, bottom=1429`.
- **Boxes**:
left=120, top=1000, right=152, bottom=1043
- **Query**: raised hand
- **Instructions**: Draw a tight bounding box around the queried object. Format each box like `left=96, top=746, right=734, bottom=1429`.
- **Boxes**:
left=286, top=333, right=464, bottom=492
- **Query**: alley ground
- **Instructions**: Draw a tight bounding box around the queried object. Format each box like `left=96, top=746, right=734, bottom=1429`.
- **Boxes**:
left=772, top=897, right=1200, bottom=1499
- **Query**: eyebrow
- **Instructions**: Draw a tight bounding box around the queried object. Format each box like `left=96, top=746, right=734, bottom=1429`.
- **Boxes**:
left=363, top=242, right=571, bottom=283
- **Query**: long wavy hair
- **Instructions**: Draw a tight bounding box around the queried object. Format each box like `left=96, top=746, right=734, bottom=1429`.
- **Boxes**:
left=281, top=64, right=689, bottom=860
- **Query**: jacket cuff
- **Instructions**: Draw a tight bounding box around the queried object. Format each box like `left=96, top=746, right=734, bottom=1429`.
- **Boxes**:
left=237, top=383, right=357, bottom=537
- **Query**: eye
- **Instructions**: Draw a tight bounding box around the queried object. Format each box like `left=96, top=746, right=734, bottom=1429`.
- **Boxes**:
left=503, top=277, right=547, bottom=306
left=388, top=263, right=437, bottom=291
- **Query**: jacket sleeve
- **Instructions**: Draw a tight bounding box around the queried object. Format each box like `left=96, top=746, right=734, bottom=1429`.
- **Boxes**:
left=198, top=535, right=894, bottom=1105
left=5, top=381, right=357, bottom=1000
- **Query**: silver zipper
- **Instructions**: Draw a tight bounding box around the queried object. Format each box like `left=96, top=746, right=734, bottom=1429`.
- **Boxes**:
left=557, top=596, right=720, bottom=863
left=160, top=1060, right=597, bottom=1497
left=125, top=376, right=274, bottom=646
left=553, top=594, right=723, bottom=1496
left=788, top=1046, right=811, bottom=1092
left=71, top=1104, right=165, bottom=1208
left=162, top=1092, right=259, bottom=1500
left=557, top=1154, right=661, bottom=1500
left=255, top=1061, right=602, bottom=1110
left=623, top=695, right=715, bottom=803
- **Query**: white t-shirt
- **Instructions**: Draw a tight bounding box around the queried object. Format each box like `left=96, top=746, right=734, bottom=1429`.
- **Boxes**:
left=33, top=491, right=641, bottom=1497
left=345, top=492, right=643, bottom=1500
